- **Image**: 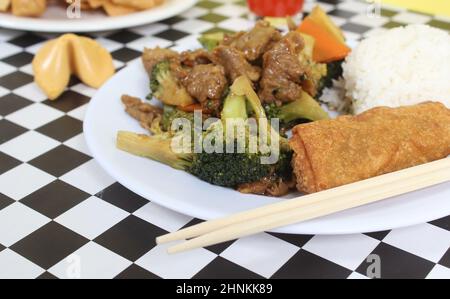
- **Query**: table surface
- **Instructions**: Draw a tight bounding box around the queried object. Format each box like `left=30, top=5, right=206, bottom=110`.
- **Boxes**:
left=0, top=0, right=449, bottom=279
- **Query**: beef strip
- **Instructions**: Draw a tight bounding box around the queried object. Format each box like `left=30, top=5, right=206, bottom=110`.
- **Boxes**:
left=181, top=64, right=227, bottom=103
left=121, top=95, right=163, bottom=132
left=259, top=31, right=306, bottom=104
left=180, top=49, right=213, bottom=67
left=142, top=47, right=179, bottom=75
left=223, top=21, right=282, bottom=61
left=212, top=46, right=261, bottom=82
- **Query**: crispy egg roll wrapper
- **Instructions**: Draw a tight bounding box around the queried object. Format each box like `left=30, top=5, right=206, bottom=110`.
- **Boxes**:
left=290, top=102, right=450, bottom=194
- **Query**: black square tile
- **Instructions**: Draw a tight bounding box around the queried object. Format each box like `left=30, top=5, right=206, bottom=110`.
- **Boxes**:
left=341, top=22, right=371, bottom=34
left=356, top=243, right=435, bottom=279
left=0, top=151, right=21, bottom=175
left=0, top=243, right=5, bottom=252
left=160, top=16, right=185, bottom=25
left=272, top=250, right=352, bottom=279
left=155, top=29, right=189, bottom=42
left=20, top=180, right=90, bottom=219
left=94, top=215, right=167, bottom=262
left=438, top=248, right=450, bottom=269
left=430, top=216, right=450, bottom=231
left=0, top=93, right=33, bottom=116
left=106, top=30, right=143, bottom=44
left=68, top=76, right=82, bottom=87
left=96, top=183, right=148, bottom=213
left=328, top=9, right=357, bottom=19
left=1, top=52, right=34, bottom=67
left=0, top=71, right=34, bottom=90
left=0, top=193, right=15, bottom=210
left=8, top=33, right=46, bottom=48
left=42, top=90, right=90, bottom=113
left=380, top=8, right=398, bottom=18
left=365, top=230, right=391, bottom=241
left=115, top=264, right=160, bottom=279
left=428, top=20, right=450, bottom=31
left=317, top=0, right=341, bottom=5
left=37, top=272, right=58, bottom=279
left=383, top=21, right=406, bottom=29
left=11, top=221, right=89, bottom=269
left=0, top=119, right=27, bottom=144
left=193, top=257, right=263, bottom=279
left=111, top=48, right=142, bottom=62
left=268, top=233, right=314, bottom=248
left=29, top=145, right=91, bottom=177
left=36, top=116, right=83, bottom=142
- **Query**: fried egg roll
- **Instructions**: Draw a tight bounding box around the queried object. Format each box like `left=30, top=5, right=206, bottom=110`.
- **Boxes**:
left=290, top=102, right=450, bottom=193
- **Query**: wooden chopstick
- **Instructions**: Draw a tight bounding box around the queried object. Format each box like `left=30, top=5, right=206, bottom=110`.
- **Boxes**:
left=157, top=157, right=450, bottom=246
left=166, top=159, right=450, bottom=254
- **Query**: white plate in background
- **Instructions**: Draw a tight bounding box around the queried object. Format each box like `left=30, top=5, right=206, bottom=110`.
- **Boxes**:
left=0, top=0, right=197, bottom=32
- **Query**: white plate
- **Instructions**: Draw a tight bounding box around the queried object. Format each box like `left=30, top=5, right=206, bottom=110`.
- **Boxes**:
left=0, top=0, right=197, bottom=33
left=84, top=59, right=450, bottom=235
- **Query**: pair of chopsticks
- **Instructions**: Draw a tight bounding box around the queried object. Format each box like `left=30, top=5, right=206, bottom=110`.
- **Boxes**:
left=157, top=157, right=450, bottom=254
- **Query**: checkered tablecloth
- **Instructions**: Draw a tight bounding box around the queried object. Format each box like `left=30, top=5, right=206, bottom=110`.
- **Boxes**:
left=0, top=0, right=449, bottom=279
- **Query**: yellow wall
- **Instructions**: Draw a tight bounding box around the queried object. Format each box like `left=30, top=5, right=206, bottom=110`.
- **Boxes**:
left=380, top=0, right=450, bottom=16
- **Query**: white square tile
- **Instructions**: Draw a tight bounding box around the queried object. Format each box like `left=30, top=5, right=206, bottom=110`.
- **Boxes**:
left=0, top=164, right=55, bottom=200
left=303, top=234, right=379, bottom=271
left=218, top=18, right=255, bottom=32
left=18, top=63, right=33, bottom=75
left=0, top=86, right=9, bottom=98
left=136, top=243, right=217, bottom=279
left=5, top=103, right=63, bottom=130
left=213, top=4, right=247, bottom=17
left=0, top=61, right=16, bottom=77
left=183, top=7, right=209, bottom=19
left=134, top=202, right=193, bottom=232
left=392, top=11, right=432, bottom=24
left=0, top=249, right=45, bottom=279
left=13, top=82, right=49, bottom=102
left=70, top=83, right=97, bottom=98
left=347, top=272, right=370, bottom=279
left=383, top=223, right=450, bottom=263
left=221, top=233, right=299, bottom=278
left=304, top=1, right=334, bottom=13
left=130, top=23, right=170, bottom=36
left=60, top=160, right=115, bottom=194
left=127, top=36, right=172, bottom=52
left=337, top=1, right=370, bottom=13
left=173, top=19, right=215, bottom=34
left=55, top=196, right=128, bottom=240
left=0, top=203, right=50, bottom=246
left=426, top=265, right=450, bottom=279
left=95, top=38, right=123, bottom=52
left=63, top=133, right=91, bottom=156
left=0, top=29, right=22, bottom=42
left=350, top=14, right=389, bottom=27
left=0, top=43, right=22, bottom=59
left=49, top=242, right=132, bottom=279
left=24, top=41, right=47, bottom=55
left=67, top=103, right=88, bottom=121
left=0, top=131, right=60, bottom=162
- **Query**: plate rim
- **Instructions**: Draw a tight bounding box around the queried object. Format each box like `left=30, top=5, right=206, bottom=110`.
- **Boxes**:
left=0, top=0, right=197, bottom=33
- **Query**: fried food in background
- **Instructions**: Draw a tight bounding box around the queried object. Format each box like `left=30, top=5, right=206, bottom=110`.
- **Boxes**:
left=290, top=102, right=450, bottom=194
left=0, top=0, right=165, bottom=17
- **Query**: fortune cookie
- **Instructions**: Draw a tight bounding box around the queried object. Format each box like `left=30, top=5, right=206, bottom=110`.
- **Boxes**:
left=32, top=34, right=115, bottom=100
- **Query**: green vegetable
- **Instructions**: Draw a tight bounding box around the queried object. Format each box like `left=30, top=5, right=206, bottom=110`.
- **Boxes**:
left=118, top=76, right=293, bottom=188
left=265, top=91, right=329, bottom=126
left=317, top=60, right=344, bottom=98
left=198, top=32, right=225, bottom=51
left=149, top=61, right=195, bottom=107
left=161, top=105, right=195, bottom=132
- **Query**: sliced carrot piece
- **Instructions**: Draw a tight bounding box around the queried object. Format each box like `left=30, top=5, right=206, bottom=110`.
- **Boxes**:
left=298, top=18, right=351, bottom=63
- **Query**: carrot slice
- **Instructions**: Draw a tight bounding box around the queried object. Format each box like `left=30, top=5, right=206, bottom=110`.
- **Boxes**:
left=298, top=18, right=351, bottom=63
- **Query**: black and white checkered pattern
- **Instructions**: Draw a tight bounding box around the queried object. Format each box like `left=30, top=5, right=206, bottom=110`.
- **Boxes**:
left=0, top=0, right=449, bottom=279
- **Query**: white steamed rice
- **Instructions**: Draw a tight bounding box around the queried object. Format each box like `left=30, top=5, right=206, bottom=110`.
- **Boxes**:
left=343, top=24, right=450, bottom=114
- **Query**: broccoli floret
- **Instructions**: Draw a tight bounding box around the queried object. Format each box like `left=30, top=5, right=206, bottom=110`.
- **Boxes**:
left=317, top=60, right=344, bottom=98
left=118, top=76, right=293, bottom=189
left=161, top=105, right=195, bottom=132
left=149, top=61, right=195, bottom=107
left=265, top=91, right=329, bottom=127
left=198, top=32, right=225, bottom=51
